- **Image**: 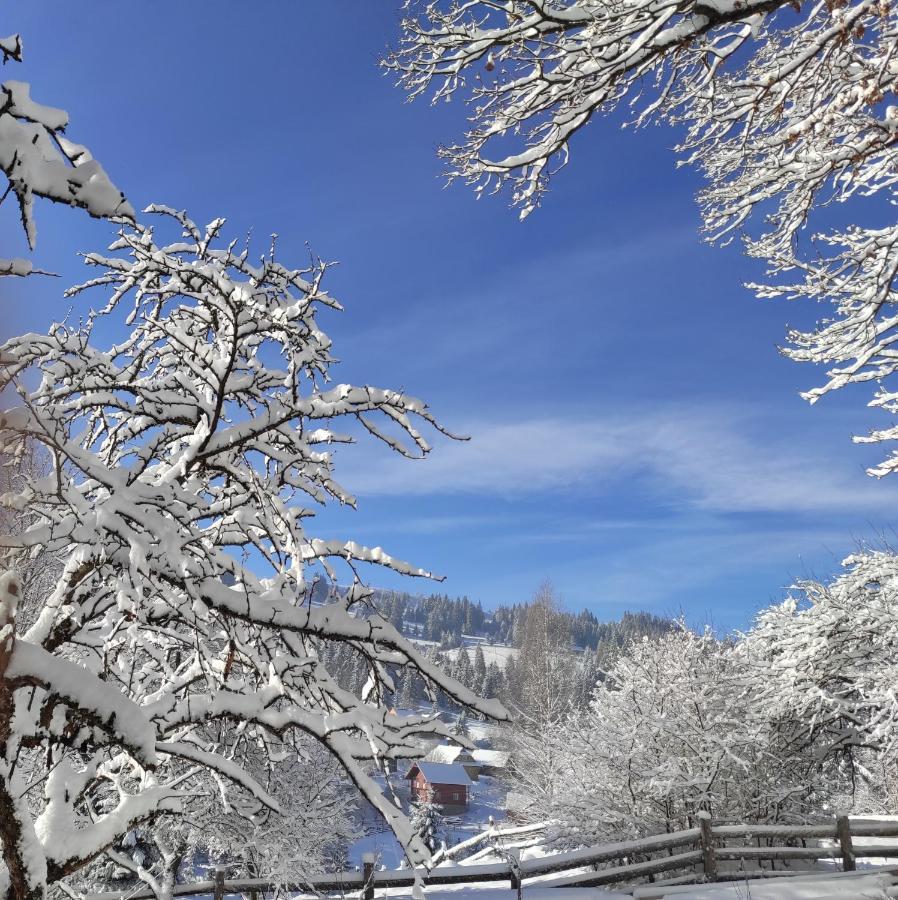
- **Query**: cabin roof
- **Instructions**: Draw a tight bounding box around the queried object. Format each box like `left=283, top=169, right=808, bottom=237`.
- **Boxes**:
left=424, top=744, right=475, bottom=765
left=404, top=761, right=472, bottom=786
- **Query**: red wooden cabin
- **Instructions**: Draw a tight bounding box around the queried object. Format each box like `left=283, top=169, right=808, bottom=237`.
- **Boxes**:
left=403, top=761, right=472, bottom=809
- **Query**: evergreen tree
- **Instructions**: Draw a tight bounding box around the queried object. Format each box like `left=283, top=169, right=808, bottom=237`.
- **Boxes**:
left=483, top=662, right=503, bottom=700
left=503, top=656, right=521, bottom=710
left=463, top=599, right=475, bottom=635
left=451, top=712, right=471, bottom=741
left=473, top=645, right=488, bottom=692
left=398, top=667, right=416, bottom=710
left=426, top=608, right=440, bottom=641
left=454, top=648, right=474, bottom=689
left=409, top=798, right=444, bottom=853
left=390, top=595, right=406, bottom=634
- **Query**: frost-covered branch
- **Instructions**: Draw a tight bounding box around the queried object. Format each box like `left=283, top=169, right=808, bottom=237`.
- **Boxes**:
left=744, top=550, right=898, bottom=762
left=387, top=0, right=898, bottom=471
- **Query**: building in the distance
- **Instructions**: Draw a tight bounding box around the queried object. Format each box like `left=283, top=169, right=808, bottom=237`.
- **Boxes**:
left=424, top=744, right=480, bottom=781
left=404, top=761, right=472, bottom=810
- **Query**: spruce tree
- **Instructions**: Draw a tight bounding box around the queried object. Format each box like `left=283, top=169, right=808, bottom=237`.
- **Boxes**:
left=409, top=798, right=444, bottom=853
left=473, top=645, right=488, bottom=692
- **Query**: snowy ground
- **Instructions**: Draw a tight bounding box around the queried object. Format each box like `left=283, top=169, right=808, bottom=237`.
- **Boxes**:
left=633, top=872, right=895, bottom=899
left=344, top=873, right=895, bottom=900
left=373, top=891, right=627, bottom=899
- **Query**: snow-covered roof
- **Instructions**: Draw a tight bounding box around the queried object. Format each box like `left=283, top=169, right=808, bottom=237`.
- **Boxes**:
left=471, top=749, right=509, bottom=767
left=424, top=744, right=461, bottom=764
left=405, top=761, right=472, bottom=786
left=424, top=744, right=475, bottom=765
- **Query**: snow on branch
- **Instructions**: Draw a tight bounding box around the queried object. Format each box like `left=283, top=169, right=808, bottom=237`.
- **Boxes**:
left=386, top=0, right=788, bottom=217
left=5, top=640, right=157, bottom=766
left=0, top=28, right=132, bottom=262
left=387, top=0, right=898, bottom=472
left=744, top=549, right=898, bottom=761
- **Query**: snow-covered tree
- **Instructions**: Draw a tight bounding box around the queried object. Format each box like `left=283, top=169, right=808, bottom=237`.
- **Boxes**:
left=472, top=644, right=487, bottom=692
left=510, top=627, right=822, bottom=844
left=745, top=550, right=898, bottom=766
left=452, top=647, right=474, bottom=692
left=0, top=24, right=131, bottom=274
left=0, top=207, right=506, bottom=900
left=386, top=0, right=898, bottom=472
left=507, top=584, right=575, bottom=727
left=409, top=797, right=444, bottom=853
left=450, top=711, right=471, bottom=740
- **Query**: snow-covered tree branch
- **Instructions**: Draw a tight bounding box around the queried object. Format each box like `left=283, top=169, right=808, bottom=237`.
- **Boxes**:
left=0, top=207, right=506, bottom=900
left=0, top=25, right=132, bottom=273
left=387, top=0, right=898, bottom=472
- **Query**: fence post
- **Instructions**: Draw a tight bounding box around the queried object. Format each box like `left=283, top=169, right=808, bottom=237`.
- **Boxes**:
left=362, top=852, right=375, bottom=900
left=836, top=815, right=855, bottom=872
left=698, top=812, right=717, bottom=882
left=213, top=868, right=225, bottom=900
left=508, top=847, right=522, bottom=900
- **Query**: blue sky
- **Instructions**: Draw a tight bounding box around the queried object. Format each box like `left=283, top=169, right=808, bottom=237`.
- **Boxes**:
left=4, top=2, right=898, bottom=633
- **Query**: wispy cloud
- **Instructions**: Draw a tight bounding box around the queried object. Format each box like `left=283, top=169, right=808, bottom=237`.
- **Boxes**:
left=338, top=407, right=898, bottom=515
left=462, top=518, right=863, bottom=632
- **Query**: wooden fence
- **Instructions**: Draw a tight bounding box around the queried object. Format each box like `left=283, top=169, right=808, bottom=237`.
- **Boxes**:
left=89, top=815, right=898, bottom=900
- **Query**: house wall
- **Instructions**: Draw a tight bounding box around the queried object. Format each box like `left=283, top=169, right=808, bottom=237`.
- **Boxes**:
left=409, top=774, right=467, bottom=807
left=431, top=783, right=467, bottom=806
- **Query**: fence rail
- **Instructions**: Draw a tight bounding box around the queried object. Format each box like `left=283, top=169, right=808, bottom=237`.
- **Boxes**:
left=87, top=814, right=898, bottom=900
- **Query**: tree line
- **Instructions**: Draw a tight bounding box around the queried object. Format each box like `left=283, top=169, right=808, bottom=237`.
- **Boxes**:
left=373, top=587, right=672, bottom=652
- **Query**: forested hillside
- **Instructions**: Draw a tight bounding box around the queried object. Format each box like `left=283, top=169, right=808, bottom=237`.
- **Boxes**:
left=372, top=586, right=672, bottom=651
left=319, top=586, right=673, bottom=720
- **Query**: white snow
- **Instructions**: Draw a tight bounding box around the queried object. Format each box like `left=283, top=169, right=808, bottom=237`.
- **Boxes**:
left=636, top=873, right=893, bottom=899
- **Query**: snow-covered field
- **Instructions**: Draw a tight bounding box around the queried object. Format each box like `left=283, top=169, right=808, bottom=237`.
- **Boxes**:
left=443, top=643, right=519, bottom=670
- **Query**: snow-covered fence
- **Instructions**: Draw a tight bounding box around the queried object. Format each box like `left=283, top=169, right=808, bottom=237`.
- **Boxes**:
left=85, top=815, right=898, bottom=899
left=430, top=820, right=550, bottom=866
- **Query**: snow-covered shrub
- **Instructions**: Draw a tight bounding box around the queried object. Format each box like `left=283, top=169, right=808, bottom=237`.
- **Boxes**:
left=0, top=208, right=505, bottom=900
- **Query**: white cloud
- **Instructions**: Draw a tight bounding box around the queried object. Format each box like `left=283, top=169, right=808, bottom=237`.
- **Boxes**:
left=338, top=408, right=898, bottom=515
